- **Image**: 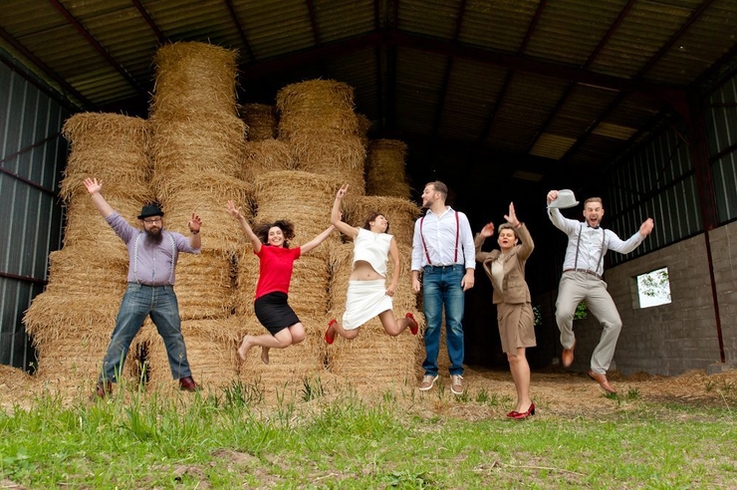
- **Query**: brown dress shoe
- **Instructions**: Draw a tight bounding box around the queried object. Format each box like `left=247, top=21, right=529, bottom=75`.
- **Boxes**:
left=90, top=381, right=112, bottom=400
left=561, top=342, right=575, bottom=367
left=179, top=376, right=201, bottom=392
left=588, top=370, right=617, bottom=394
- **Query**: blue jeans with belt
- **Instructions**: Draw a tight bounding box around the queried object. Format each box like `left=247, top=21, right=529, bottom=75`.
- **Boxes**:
left=421, top=265, right=466, bottom=376
left=99, top=283, right=192, bottom=383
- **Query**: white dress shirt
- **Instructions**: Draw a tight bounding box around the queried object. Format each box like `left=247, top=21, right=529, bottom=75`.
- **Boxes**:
left=547, top=207, right=645, bottom=277
left=411, top=206, right=476, bottom=271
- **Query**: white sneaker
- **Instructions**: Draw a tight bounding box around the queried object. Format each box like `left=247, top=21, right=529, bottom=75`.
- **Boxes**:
left=418, top=374, right=439, bottom=391
left=450, top=374, right=464, bottom=395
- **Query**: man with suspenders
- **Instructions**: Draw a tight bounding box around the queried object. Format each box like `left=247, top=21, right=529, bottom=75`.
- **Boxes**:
left=547, top=190, right=654, bottom=393
left=84, top=177, right=203, bottom=399
left=412, top=181, right=476, bottom=395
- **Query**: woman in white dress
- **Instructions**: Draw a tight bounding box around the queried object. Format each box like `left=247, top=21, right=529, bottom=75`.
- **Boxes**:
left=325, top=184, right=418, bottom=343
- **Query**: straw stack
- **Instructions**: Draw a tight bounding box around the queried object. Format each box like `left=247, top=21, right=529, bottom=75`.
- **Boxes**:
left=24, top=113, right=155, bottom=385
left=142, top=318, right=242, bottom=390
left=277, top=80, right=366, bottom=194
left=365, top=139, right=412, bottom=199
left=240, top=139, right=294, bottom=181
left=357, top=113, right=372, bottom=149
left=243, top=103, right=277, bottom=141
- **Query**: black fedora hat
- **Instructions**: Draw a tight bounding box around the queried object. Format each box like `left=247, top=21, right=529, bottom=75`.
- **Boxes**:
left=138, top=204, right=164, bottom=220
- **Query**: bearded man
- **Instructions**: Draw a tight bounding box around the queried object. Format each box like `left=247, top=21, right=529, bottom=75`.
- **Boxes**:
left=83, top=177, right=202, bottom=398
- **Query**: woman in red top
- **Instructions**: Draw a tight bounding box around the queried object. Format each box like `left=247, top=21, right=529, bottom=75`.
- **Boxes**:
left=227, top=200, right=335, bottom=364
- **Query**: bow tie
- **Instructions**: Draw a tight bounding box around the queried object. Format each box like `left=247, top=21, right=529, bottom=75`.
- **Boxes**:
left=587, top=224, right=600, bottom=229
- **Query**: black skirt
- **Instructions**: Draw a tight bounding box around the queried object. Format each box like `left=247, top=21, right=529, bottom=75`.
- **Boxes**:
left=254, top=291, right=300, bottom=335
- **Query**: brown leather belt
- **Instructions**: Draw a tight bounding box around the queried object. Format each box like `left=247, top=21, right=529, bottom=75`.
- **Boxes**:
left=563, top=268, right=602, bottom=280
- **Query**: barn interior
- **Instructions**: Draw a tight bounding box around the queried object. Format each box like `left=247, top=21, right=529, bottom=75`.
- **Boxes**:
left=1, top=0, right=736, bottom=379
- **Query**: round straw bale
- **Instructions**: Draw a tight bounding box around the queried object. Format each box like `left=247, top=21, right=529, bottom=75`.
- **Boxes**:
left=149, top=115, right=246, bottom=179
left=43, top=248, right=128, bottom=297
left=276, top=79, right=359, bottom=137
left=253, top=171, right=344, bottom=254
left=243, top=103, right=277, bottom=141
left=352, top=196, right=420, bottom=249
left=241, top=139, right=294, bottom=180
left=24, top=291, right=124, bottom=341
left=231, top=314, right=327, bottom=385
left=141, top=318, right=242, bottom=390
left=157, top=173, right=254, bottom=254
left=62, top=191, right=153, bottom=256
left=174, top=250, right=236, bottom=320
left=31, top=328, right=143, bottom=388
left=61, top=112, right=150, bottom=157
left=357, top=113, right=372, bottom=147
left=287, top=132, right=365, bottom=172
left=150, top=41, right=239, bottom=119
left=365, top=139, right=411, bottom=199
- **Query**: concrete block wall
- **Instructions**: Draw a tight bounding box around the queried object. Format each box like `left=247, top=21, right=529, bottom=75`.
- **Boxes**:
left=544, top=221, right=737, bottom=376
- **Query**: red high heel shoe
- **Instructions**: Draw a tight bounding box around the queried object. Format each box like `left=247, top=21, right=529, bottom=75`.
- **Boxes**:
left=511, top=403, right=535, bottom=420
left=406, top=312, right=419, bottom=335
left=325, top=319, right=337, bottom=344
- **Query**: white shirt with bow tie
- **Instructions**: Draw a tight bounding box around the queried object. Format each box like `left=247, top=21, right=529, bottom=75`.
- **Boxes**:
left=547, top=207, right=645, bottom=277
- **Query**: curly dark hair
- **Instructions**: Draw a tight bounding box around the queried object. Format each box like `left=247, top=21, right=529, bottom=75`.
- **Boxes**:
left=253, top=219, right=295, bottom=248
left=363, top=211, right=389, bottom=234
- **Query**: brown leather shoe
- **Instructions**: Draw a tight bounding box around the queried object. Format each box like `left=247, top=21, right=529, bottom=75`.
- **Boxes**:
left=90, top=381, right=112, bottom=400
left=179, top=376, right=200, bottom=392
left=561, top=342, right=575, bottom=367
left=588, top=370, right=617, bottom=394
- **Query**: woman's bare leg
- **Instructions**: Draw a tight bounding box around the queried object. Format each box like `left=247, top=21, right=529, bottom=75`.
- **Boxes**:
left=238, top=325, right=300, bottom=363
left=508, top=347, right=532, bottom=413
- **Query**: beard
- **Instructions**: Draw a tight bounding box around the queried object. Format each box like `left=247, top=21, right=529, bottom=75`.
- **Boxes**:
left=145, top=227, right=163, bottom=244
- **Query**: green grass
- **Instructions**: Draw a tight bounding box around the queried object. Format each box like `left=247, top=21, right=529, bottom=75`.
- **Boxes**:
left=1, top=383, right=735, bottom=489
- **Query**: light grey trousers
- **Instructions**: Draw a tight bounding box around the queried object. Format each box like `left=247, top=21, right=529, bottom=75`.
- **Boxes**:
left=555, top=271, right=623, bottom=374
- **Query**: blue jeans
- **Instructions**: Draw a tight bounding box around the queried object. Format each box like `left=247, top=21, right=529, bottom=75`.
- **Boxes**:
left=99, top=283, right=191, bottom=383
left=421, top=265, right=466, bottom=376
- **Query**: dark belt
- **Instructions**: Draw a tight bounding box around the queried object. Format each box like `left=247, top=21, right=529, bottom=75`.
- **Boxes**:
left=424, top=264, right=463, bottom=270
left=563, top=268, right=602, bottom=280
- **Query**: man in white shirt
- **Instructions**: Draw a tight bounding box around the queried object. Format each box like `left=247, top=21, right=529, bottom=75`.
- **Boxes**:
left=547, top=190, right=654, bottom=393
left=412, top=181, right=476, bottom=395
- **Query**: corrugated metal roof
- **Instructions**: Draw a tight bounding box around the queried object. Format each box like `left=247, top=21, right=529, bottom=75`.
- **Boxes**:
left=1, top=0, right=735, bottom=188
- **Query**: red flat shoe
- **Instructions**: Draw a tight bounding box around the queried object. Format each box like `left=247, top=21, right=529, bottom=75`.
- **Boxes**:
left=406, top=312, right=418, bottom=335
left=325, top=319, right=337, bottom=345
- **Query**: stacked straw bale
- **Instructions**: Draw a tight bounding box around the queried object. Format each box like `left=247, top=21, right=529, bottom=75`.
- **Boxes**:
left=240, top=139, right=294, bottom=181
left=365, top=139, right=412, bottom=199
left=232, top=316, right=327, bottom=386
left=277, top=80, right=366, bottom=194
left=147, top=42, right=252, bottom=383
left=357, top=113, right=372, bottom=149
left=142, top=318, right=242, bottom=390
left=252, top=171, right=343, bottom=256
left=242, top=103, right=277, bottom=141
left=24, top=113, right=155, bottom=385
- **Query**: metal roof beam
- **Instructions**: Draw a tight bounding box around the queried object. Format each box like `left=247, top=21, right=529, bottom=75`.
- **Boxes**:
left=239, top=30, right=678, bottom=98
left=431, top=0, right=467, bottom=138
left=49, top=0, right=145, bottom=96
left=0, top=26, right=93, bottom=108
left=224, top=0, right=255, bottom=61
left=130, top=0, right=166, bottom=44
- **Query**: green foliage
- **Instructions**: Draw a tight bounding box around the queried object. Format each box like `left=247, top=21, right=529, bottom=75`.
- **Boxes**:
left=574, top=301, right=588, bottom=320
left=0, top=384, right=735, bottom=488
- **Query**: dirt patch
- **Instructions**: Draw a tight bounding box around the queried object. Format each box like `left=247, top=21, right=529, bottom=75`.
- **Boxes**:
left=2, top=363, right=735, bottom=418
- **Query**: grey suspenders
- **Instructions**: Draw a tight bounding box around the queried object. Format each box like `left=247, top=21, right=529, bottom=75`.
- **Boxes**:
left=132, top=232, right=177, bottom=285
left=572, top=223, right=606, bottom=275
